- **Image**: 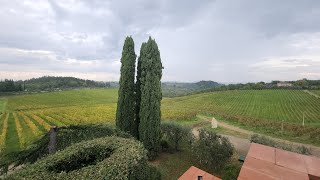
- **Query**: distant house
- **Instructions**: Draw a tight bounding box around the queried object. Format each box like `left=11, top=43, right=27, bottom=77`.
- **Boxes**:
left=178, top=166, right=221, bottom=180
left=238, top=143, right=320, bottom=180
left=277, top=81, right=293, bottom=87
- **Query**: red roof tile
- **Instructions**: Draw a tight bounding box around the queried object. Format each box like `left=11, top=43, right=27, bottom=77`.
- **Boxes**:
left=247, top=143, right=275, bottom=163
left=275, top=148, right=308, bottom=173
left=238, top=143, right=320, bottom=180
left=178, top=166, right=221, bottom=180
left=303, top=155, right=320, bottom=178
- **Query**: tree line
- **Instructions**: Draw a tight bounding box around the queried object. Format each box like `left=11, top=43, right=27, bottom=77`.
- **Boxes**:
left=0, top=76, right=111, bottom=92
left=197, top=79, right=320, bottom=94
left=0, top=79, right=23, bottom=92
left=116, top=36, right=163, bottom=159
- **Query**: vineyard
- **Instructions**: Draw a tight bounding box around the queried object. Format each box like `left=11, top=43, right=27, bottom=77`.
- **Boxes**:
left=162, top=90, right=320, bottom=125
left=311, top=90, right=320, bottom=97
left=1, top=89, right=320, bottom=154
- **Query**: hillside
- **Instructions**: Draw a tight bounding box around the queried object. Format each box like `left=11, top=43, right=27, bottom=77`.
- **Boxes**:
left=0, top=77, right=222, bottom=97
left=1, top=89, right=320, bottom=154
left=19, top=76, right=110, bottom=91
left=162, top=81, right=222, bottom=97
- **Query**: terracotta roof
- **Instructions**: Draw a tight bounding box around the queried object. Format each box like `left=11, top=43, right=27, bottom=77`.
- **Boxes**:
left=178, top=166, right=221, bottom=180
left=238, top=143, right=320, bottom=180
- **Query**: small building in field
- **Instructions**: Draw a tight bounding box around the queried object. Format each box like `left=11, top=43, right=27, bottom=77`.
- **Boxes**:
left=238, top=143, right=320, bottom=180
left=277, top=81, right=293, bottom=87
left=178, top=166, right=221, bottom=180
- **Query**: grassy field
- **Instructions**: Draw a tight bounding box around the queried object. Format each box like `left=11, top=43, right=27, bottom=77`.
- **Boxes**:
left=1, top=89, right=320, bottom=154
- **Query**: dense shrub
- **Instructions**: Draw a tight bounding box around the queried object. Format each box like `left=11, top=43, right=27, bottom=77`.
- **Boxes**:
left=192, top=129, right=234, bottom=171
left=250, top=134, right=311, bottom=155
left=0, top=124, right=131, bottom=174
left=161, top=121, right=192, bottom=151
left=6, top=137, right=160, bottom=180
left=222, top=163, right=242, bottom=180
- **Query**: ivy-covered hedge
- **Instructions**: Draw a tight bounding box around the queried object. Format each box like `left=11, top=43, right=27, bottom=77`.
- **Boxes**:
left=6, top=137, right=160, bottom=180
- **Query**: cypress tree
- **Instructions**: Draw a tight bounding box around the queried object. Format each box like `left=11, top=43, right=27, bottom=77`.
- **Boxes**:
left=116, top=36, right=137, bottom=137
left=135, top=42, right=147, bottom=140
left=138, top=37, right=163, bottom=159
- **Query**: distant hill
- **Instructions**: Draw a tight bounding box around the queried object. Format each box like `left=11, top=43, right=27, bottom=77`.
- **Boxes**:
left=15, top=76, right=111, bottom=92
left=162, top=81, right=222, bottom=97
left=0, top=77, right=222, bottom=96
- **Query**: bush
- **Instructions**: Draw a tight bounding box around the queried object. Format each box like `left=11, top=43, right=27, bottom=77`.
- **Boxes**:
left=7, top=137, right=160, bottom=180
left=161, top=122, right=192, bottom=151
left=0, top=124, right=131, bottom=174
left=250, top=134, right=311, bottom=155
left=222, top=163, right=242, bottom=180
left=192, top=129, right=233, bottom=171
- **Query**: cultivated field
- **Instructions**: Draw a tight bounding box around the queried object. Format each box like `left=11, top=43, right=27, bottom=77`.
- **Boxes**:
left=1, top=89, right=320, bottom=154
left=311, top=90, right=320, bottom=97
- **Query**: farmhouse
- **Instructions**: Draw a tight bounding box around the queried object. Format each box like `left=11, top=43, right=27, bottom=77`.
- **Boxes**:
left=277, top=81, right=293, bottom=87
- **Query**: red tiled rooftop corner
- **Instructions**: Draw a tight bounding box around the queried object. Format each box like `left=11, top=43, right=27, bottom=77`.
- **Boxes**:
left=178, top=166, right=221, bottom=180
left=238, top=143, right=320, bottom=180
left=303, top=155, right=320, bottom=178
left=239, top=156, right=309, bottom=180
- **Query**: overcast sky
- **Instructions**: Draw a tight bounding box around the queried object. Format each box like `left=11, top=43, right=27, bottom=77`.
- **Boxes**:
left=0, top=0, right=320, bottom=83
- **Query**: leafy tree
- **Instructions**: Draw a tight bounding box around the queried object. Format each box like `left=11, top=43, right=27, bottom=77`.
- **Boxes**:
left=192, top=129, right=233, bottom=171
left=0, top=79, right=22, bottom=92
left=116, top=37, right=137, bottom=137
left=161, top=121, right=192, bottom=151
left=138, top=37, right=163, bottom=159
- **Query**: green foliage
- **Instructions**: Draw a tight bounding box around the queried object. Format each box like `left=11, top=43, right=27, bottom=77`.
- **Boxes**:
left=161, top=121, right=192, bottom=151
left=135, top=42, right=146, bottom=140
left=7, top=137, right=160, bottom=180
left=138, top=37, right=163, bottom=159
left=0, top=124, right=130, bottom=174
left=116, top=36, right=137, bottom=137
left=192, top=129, right=234, bottom=171
left=250, top=134, right=311, bottom=155
left=221, top=163, right=241, bottom=180
left=15, top=76, right=108, bottom=92
left=0, top=79, right=22, bottom=92
left=162, top=81, right=221, bottom=97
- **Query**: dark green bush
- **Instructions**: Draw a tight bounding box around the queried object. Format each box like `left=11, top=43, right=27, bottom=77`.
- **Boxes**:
left=161, top=121, right=192, bottom=151
left=250, top=134, right=311, bottom=155
left=7, top=137, right=160, bottom=180
left=222, top=163, right=242, bottom=180
left=0, top=124, right=131, bottom=174
left=192, top=129, right=234, bottom=171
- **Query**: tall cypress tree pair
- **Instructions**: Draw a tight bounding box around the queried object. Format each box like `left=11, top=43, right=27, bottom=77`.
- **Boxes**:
left=116, top=36, right=163, bottom=159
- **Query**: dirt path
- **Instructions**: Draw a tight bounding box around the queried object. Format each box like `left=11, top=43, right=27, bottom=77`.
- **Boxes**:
left=304, top=90, right=320, bottom=99
left=194, top=115, right=320, bottom=157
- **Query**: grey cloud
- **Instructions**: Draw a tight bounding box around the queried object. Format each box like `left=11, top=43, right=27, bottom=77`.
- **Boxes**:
left=0, top=0, right=320, bottom=82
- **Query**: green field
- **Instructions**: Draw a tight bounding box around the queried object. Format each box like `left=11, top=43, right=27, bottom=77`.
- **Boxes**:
left=1, top=89, right=320, bottom=154
left=311, top=90, right=320, bottom=96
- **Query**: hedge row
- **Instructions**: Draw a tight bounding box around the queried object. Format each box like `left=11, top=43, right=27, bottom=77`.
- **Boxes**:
left=6, top=137, right=160, bottom=180
left=0, top=124, right=131, bottom=174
